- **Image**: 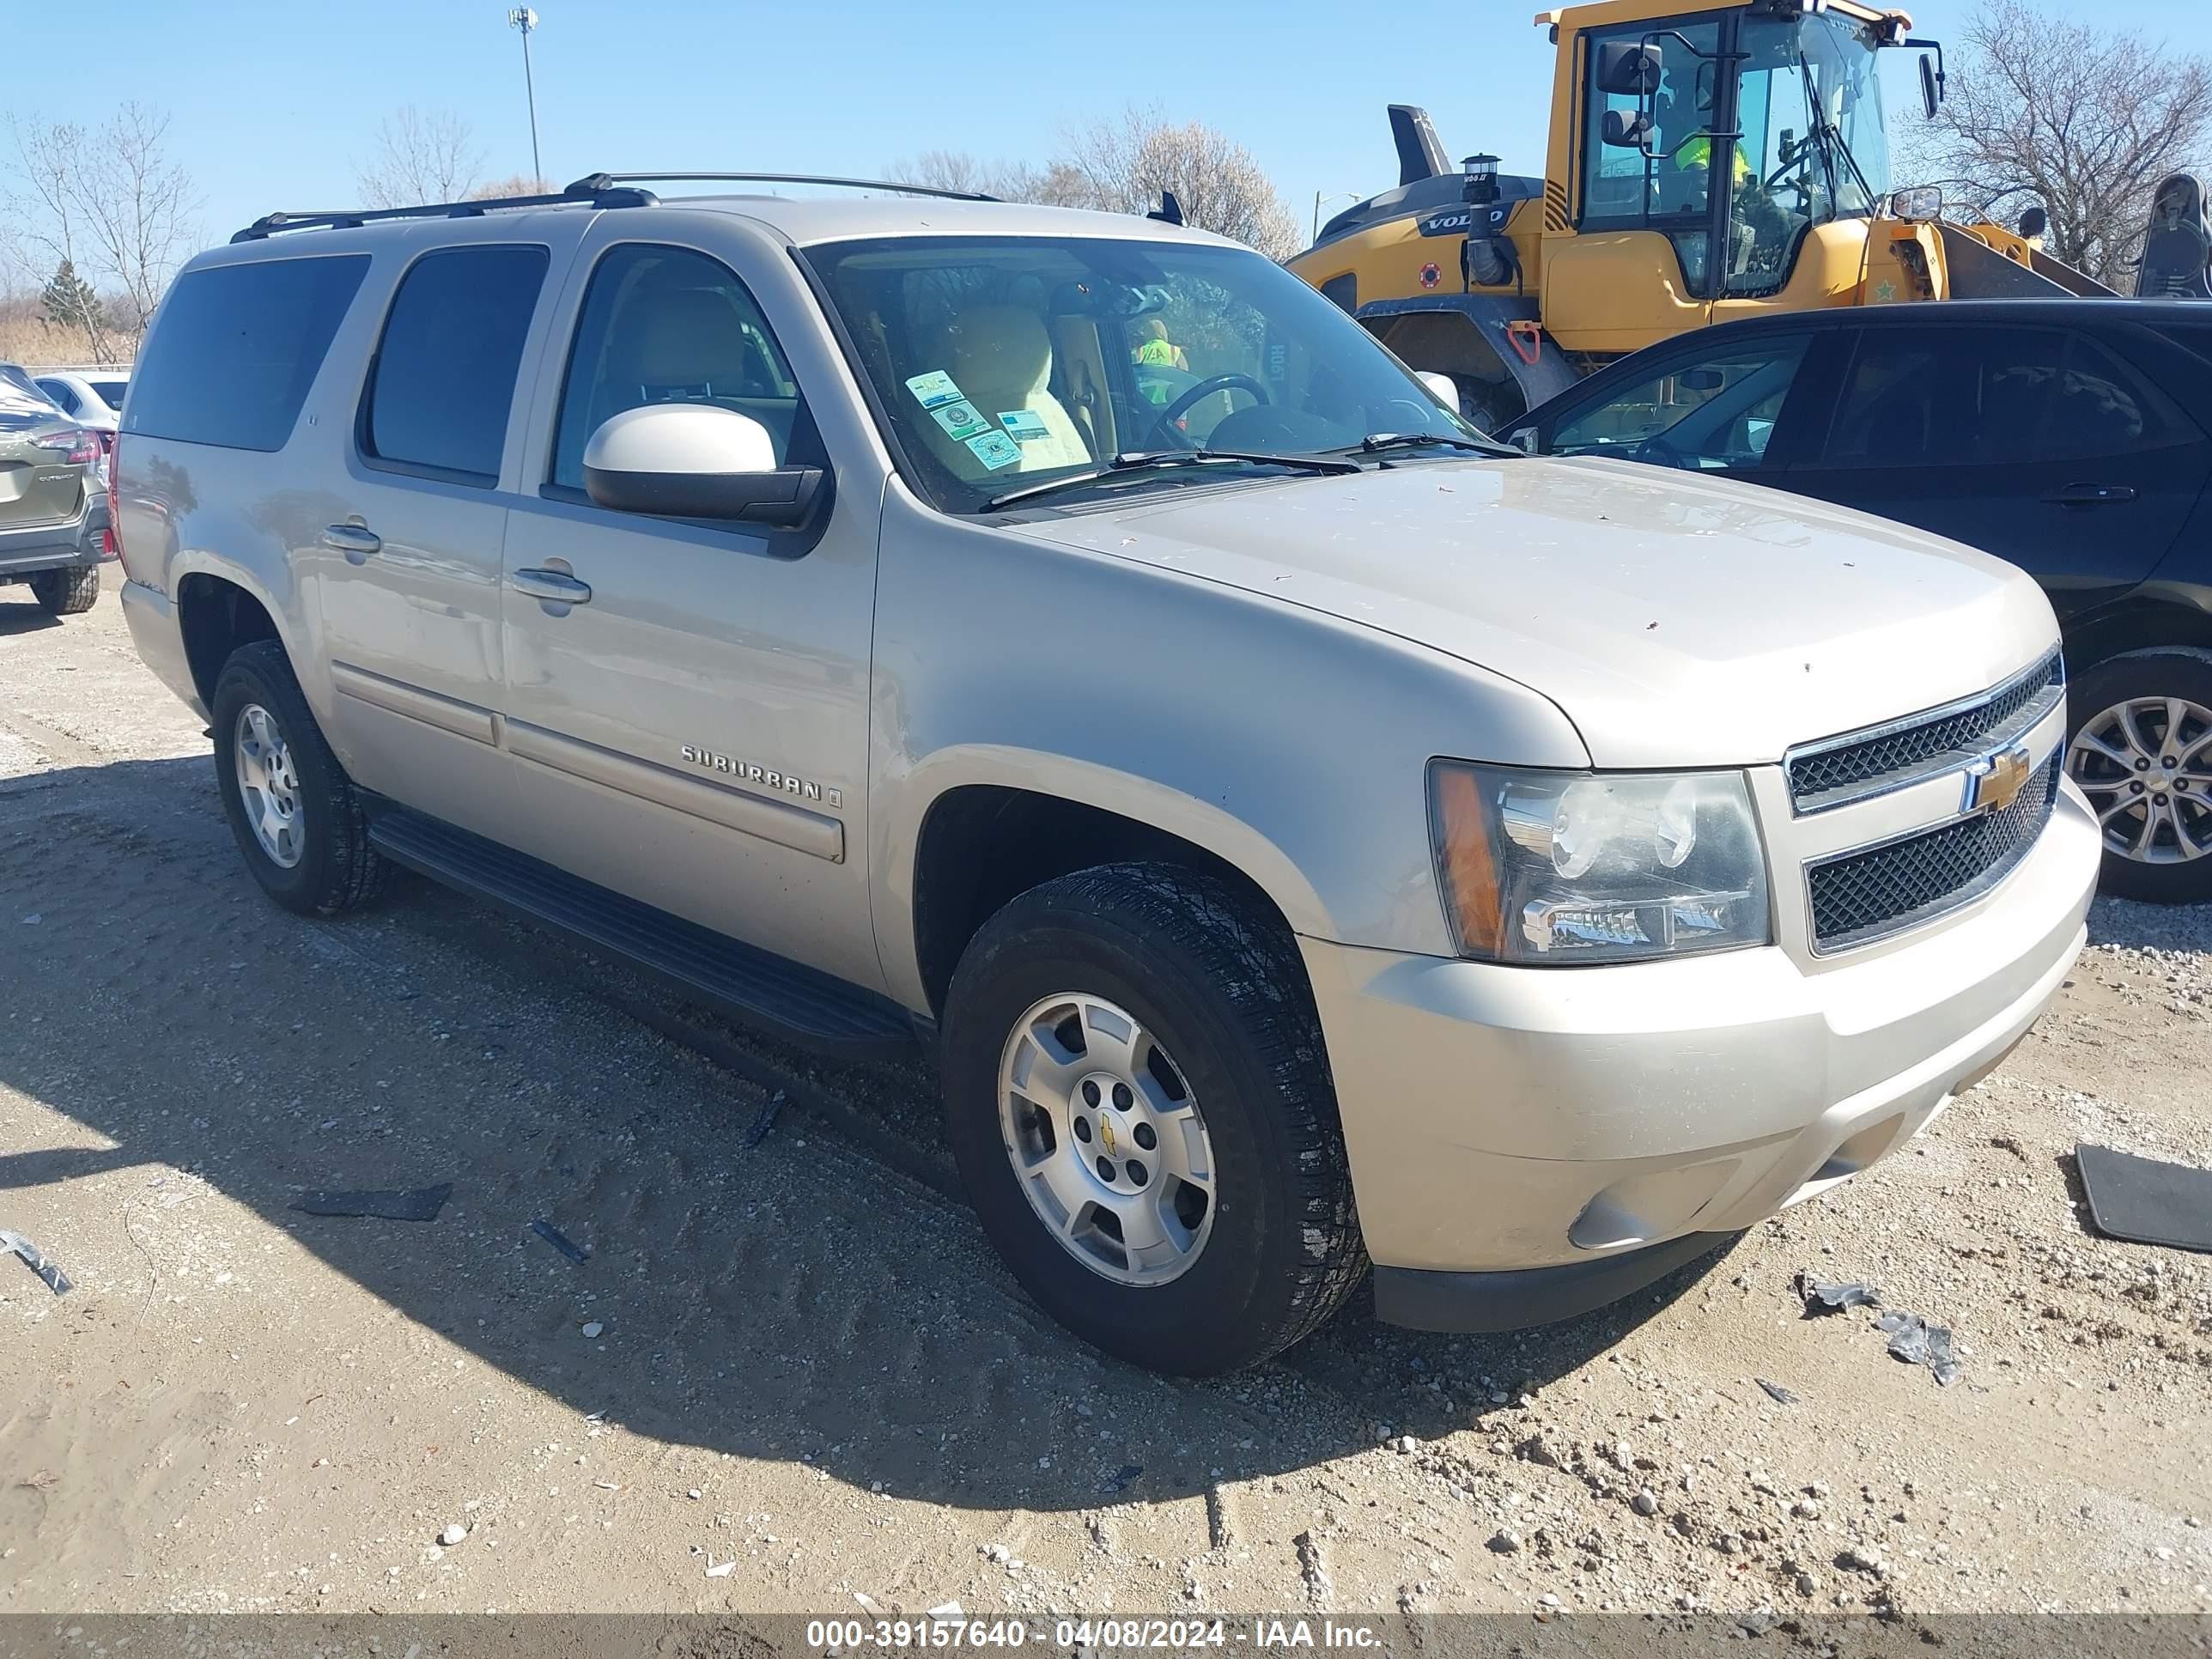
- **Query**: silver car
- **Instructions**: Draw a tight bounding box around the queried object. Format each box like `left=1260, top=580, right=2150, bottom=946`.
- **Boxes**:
left=113, top=176, right=2100, bottom=1372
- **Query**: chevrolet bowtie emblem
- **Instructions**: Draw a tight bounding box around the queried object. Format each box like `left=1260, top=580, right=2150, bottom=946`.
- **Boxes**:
left=1964, top=744, right=2034, bottom=815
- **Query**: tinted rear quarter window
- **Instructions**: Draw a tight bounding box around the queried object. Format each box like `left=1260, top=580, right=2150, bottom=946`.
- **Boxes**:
left=362, top=245, right=550, bottom=483
left=1819, top=326, right=2194, bottom=470
left=127, top=255, right=368, bottom=452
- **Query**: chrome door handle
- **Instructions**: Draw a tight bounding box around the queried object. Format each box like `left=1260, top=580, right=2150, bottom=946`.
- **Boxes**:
left=511, top=568, right=592, bottom=605
left=321, top=523, right=382, bottom=562
left=2044, top=483, right=2136, bottom=507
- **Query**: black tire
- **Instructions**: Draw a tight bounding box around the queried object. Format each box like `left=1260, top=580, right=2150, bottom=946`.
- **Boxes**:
left=941, top=863, right=1365, bottom=1374
left=1451, top=375, right=1524, bottom=435
left=29, top=565, right=99, bottom=616
left=210, top=639, right=388, bottom=915
left=2065, top=647, right=2212, bottom=903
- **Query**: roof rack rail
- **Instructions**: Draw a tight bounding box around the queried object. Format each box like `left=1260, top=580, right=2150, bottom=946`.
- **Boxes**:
left=229, top=179, right=658, bottom=244
left=563, top=171, right=999, bottom=204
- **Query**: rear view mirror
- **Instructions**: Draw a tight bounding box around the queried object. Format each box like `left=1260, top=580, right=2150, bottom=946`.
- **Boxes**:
left=1918, top=53, right=1942, bottom=120
left=1595, top=40, right=1662, bottom=96
left=582, top=404, right=826, bottom=527
left=1602, top=109, right=1655, bottom=150
left=1676, top=367, right=1725, bottom=392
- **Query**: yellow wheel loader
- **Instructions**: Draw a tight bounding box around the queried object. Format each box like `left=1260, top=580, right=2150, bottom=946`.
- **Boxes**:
left=1288, top=0, right=2122, bottom=428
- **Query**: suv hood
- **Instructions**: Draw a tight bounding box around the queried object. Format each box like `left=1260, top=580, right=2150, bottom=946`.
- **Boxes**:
left=1008, top=456, right=2059, bottom=769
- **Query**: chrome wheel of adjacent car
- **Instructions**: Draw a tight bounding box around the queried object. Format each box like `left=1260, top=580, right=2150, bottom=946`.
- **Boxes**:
left=233, top=702, right=304, bottom=868
left=996, top=990, right=1217, bottom=1287
left=2066, top=695, right=2212, bottom=865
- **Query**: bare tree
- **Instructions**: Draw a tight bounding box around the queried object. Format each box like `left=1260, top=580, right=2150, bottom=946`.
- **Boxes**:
left=1057, top=108, right=1301, bottom=259
left=5, top=116, right=116, bottom=359
left=467, top=173, right=558, bottom=201
left=1905, top=1, right=2212, bottom=284
left=890, top=114, right=1299, bottom=258
left=76, top=104, right=201, bottom=337
left=357, top=106, right=484, bottom=209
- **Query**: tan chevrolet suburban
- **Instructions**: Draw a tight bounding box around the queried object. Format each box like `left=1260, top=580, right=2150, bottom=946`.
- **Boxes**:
left=115, top=174, right=2100, bottom=1373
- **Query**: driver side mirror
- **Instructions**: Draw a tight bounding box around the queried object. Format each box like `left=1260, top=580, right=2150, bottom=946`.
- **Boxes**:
left=1415, top=371, right=1459, bottom=410
left=1602, top=109, right=1656, bottom=150
left=582, top=404, right=827, bottom=527
left=1595, top=40, right=1662, bottom=96
left=1918, top=53, right=1943, bottom=120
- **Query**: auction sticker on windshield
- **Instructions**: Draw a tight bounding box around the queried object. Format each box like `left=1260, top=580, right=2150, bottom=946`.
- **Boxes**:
left=998, top=409, right=1051, bottom=444
left=931, top=400, right=989, bottom=440
left=965, top=429, right=1022, bottom=470
left=904, top=369, right=965, bottom=410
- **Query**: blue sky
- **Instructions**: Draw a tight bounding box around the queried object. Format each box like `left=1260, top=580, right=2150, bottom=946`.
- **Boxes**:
left=15, top=0, right=2212, bottom=255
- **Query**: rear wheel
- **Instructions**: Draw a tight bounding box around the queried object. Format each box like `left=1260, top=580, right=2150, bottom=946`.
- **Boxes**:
left=2064, top=647, right=2212, bottom=902
left=941, top=864, right=1365, bottom=1374
left=210, top=640, right=388, bottom=915
left=29, top=565, right=98, bottom=616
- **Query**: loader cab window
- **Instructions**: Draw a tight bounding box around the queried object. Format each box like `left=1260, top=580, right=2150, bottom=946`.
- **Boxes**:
left=1580, top=17, right=1724, bottom=288
left=1725, top=12, right=1893, bottom=295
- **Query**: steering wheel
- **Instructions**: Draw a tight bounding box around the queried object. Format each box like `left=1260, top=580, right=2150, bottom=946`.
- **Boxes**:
left=1147, top=373, right=1269, bottom=447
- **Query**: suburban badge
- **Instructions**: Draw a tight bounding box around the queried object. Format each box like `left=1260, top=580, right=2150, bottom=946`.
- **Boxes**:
left=680, top=745, right=842, bottom=810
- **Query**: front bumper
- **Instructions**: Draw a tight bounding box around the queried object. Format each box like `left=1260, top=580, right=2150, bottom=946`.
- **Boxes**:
left=1302, top=777, right=2100, bottom=1329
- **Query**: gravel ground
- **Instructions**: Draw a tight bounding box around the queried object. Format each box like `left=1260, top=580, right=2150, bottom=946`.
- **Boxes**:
left=1, top=572, right=2208, bottom=1620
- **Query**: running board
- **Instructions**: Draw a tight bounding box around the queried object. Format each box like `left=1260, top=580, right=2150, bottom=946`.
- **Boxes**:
left=366, top=807, right=918, bottom=1061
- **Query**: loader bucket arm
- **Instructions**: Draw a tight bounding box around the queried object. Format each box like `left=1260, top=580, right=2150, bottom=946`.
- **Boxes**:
left=1936, top=222, right=2118, bottom=299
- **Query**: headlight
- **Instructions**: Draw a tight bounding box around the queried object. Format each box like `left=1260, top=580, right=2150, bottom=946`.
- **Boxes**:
left=1428, top=762, right=1771, bottom=964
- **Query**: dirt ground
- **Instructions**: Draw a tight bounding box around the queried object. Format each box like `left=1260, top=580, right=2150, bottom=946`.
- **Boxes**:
left=2, top=570, right=2209, bottom=1621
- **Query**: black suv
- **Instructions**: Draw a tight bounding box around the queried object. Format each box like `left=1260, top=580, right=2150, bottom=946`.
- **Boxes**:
left=1501, top=300, right=2212, bottom=904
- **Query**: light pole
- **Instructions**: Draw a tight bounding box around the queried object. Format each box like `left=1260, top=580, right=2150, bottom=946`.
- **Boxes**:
left=1312, top=191, right=1360, bottom=242
left=507, top=7, right=542, bottom=185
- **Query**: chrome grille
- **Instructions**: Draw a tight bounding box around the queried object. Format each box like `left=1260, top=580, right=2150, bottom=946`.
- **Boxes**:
left=1786, top=649, right=2064, bottom=814
left=1806, top=756, right=2060, bottom=953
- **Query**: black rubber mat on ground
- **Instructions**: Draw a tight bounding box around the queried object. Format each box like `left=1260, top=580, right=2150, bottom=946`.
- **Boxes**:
left=2076, top=1144, right=2212, bottom=1253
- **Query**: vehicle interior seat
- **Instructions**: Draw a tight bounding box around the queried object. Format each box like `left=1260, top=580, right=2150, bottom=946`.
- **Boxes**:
left=600, top=286, right=799, bottom=460
left=933, top=302, right=1094, bottom=475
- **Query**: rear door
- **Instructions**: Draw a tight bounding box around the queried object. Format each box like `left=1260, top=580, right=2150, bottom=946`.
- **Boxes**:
left=1510, top=326, right=1838, bottom=483
left=1784, top=324, right=2212, bottom=617
left=314, top=233, right=568, bottom=836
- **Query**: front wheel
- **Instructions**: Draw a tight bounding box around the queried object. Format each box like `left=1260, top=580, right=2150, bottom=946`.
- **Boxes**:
left=2064, top=647, right=2212, bottom=902
left=940, top=864, right=1365, bottom=1374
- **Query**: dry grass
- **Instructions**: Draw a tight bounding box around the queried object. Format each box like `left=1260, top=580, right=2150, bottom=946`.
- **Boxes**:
left=0, top=300, right=137, bottom=368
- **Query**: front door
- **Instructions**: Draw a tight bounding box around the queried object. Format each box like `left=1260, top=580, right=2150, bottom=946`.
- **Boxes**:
left=496, top=228, right=884, bottom=994
left=1784, top=324, right=2212, bottom=620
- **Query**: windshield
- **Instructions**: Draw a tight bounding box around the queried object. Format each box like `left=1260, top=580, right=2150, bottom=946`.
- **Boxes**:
left=1727, top=14, right=1893, bottom=293
left=802, top=234, right=1480, bottom=513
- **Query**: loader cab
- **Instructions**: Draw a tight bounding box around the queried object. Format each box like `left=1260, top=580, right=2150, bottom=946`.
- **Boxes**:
left=1572, top=2, right=1896, bottom=303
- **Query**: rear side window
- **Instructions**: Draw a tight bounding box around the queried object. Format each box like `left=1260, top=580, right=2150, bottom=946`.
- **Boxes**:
left=361, top=246, right=550, bottom=483
left=1820, top=327, right=2195, bottom=470
left=126, top=255, right=368, bottom=452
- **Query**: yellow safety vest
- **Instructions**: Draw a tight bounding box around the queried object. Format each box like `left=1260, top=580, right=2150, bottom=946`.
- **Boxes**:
left=1134, top=337, right=1179, bottom=367
left=1678, top=135, right=1753, bottom=185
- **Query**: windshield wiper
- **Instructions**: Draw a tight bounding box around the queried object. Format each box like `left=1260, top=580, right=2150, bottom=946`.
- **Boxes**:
left=1351, top=431, right=1513, bottom=458
left=982, top=448, right=1358, bottom=511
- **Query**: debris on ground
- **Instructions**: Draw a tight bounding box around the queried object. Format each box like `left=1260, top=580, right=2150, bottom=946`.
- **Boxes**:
left=0, top=1229, right=71, bottom=1296
left=2075, top=1141, right=2212, bottom=1253
left=1877, top=1311, right=1962, bottom=1387
left=1797, top=1272, right=1881, bottom=1314
left=1755, top=1377, right=1799, bottom=1406
left=438, top=1523, right=466, bottom=1546
left=290, top=1182, right=452, bottom=1222
left=706, top=1556, right=736, bottom=1577
left=743, top=1088, right=790, bottom=1150
left=581, top=1321, right=604, bottom=1339
left=1101, top=1463, right=1142, bottom=1496
left=530, top=1218, right=591, bottom=1263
